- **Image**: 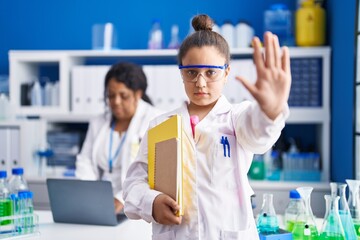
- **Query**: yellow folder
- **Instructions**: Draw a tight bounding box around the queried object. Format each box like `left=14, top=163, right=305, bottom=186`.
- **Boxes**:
left=148, top=114, right=183, bottom=216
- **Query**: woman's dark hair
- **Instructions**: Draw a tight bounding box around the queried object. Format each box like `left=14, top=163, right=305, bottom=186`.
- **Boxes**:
left=104, top=62, right=152, bottom=104
left=178, top=14, right=230, bottom=66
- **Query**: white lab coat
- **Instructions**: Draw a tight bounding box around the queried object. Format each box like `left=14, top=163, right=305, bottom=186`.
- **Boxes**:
left=75, top=99, right=163, bottom=203
left=123, top=96, right=289, bottom=240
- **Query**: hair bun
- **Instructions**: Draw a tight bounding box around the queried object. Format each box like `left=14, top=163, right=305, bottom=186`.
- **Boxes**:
left=192, top=14, right=213, bottom=31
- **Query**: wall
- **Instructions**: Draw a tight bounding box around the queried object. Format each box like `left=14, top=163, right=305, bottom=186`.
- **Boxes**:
left=327, top=0, right=356, bottom=182
left=0, top=0, right=295, bottom=75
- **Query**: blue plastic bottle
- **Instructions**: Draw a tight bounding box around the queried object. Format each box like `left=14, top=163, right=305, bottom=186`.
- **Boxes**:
left=264, top=3, right=294, bottom=46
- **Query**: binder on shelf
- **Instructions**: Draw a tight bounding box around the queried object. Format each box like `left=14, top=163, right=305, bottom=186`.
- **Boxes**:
left=71, top=66, right=108, bottom=115
left=148, top=114, right=184, bottom=216
left=9, top=128, right=20, bottom=169
left=0, top=128, right=9, bottom=171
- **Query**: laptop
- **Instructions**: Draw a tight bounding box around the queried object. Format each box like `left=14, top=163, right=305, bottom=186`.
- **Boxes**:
left=46, top=178, right=127, bottom=226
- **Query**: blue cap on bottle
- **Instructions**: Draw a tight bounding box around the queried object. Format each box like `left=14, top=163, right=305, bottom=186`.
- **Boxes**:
left=0, top=170, right=7, bottom=178
left=12, top=168, right=24, bottom=175
left=270, top=3, right=288, bottom=11
left=289, top=189, right=301, bottom=199
left=18, top=190, right=31, bottom=199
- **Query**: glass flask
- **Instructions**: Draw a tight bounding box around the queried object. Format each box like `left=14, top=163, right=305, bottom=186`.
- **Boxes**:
left=292, top=186, right=319, bottom=239
left=330, top=182, right=358, bottom=239
left=284, top=189, right=304, bottom=232
left=346, top=179, right=360, bottom=237
left=256, top=193, right=279, bottom=234
left=320, top=195, right=345, bottom=239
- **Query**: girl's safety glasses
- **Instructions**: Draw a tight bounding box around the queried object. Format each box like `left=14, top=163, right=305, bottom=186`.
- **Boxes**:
left=178, top=64, right=228, bottom=83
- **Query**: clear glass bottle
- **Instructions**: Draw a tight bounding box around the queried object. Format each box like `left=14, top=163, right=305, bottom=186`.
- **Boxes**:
left=346, top=179, right=360, bottom=237
left=18, top=191, right=34, bottom=233
left=330, top=182, right=358, bottom=239
left=320, top=195, right=345, bottom=239
left=256, top=193, right=279, bottom=234
left=0, top=170, right=14, bottom=233
left=168, top=25, right=180, bottom=49
left=292, top=186, right=319, bottom=239
left=148, top=19, right=163, bottom=49
left=8, top=168, right=28, bottom=195
left=284, top=189, right=304, bottom=232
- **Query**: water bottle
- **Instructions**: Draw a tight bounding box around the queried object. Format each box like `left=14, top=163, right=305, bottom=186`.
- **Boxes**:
left=168, top=25, right=180, bottom=49
left=284, top=189, right=303, bottom=232
left=264, top=3, right=294, bottom=46
left=148, top=19, right=163, bottom=49
left=44, top=80, right=52, bottom=106
left=30, top=80, right=43, bottom=106
left=212, top=21, right=221, bottom=34
left=221, top=20, right=235, bottom=49
left=9, top=168, right=28, bottom=194
left=0, top=170, right=14, bottom=233
left=235, top=20, right=254, bottom=48
left=52, top=81, right=60, bottom=106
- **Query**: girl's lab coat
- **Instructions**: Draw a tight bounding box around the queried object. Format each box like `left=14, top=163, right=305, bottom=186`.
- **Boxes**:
left=123, top=96, right=289, bottom=240
left=76, top=99, right=163, bottom=203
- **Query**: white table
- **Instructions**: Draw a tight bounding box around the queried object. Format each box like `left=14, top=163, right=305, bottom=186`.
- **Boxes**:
left=22, top=211, right=152, bottom=240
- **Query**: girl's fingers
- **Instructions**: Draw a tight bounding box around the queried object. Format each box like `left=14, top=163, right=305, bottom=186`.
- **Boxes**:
left=281, top=46, right=291, bottom=75
left=264, top=32, right=274, bottom=68
left=273, top=35, right=281, bottom=69
left=252, top=37, right=265, bottom=73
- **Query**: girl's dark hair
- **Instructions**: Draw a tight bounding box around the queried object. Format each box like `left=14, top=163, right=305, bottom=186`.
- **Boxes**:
left=104, top=62, right=152, bottom=104
left=178, top=14, right=230, bottom=65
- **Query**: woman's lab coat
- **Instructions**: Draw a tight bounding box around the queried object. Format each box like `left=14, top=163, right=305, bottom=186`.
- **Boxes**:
left=76, top=99, right=163, bottom=203
left=123, top=95, right=289, bottom=240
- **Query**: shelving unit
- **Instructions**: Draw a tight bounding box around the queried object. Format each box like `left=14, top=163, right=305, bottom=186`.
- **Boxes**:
left=9, top=47, right=331, bottom=180
left=8, top=47, right=331, bottom=213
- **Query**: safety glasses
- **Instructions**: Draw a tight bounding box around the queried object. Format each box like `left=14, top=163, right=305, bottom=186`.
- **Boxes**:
left=178, top=64, right=228, bottom=83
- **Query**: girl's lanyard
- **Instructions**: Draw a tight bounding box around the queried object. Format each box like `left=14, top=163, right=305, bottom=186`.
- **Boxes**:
left=108, top=121, right=127, bottom=173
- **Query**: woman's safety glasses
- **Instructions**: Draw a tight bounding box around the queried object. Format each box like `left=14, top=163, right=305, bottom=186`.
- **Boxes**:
left=178, top=64, right=228, bottom=83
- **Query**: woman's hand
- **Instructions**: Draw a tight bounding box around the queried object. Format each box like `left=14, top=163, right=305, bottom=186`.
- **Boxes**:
left=152, top=194, right=182, bottom=225
left=236, top=31, right=291, bottom=120
left=114, top=198, right=124, bottom=214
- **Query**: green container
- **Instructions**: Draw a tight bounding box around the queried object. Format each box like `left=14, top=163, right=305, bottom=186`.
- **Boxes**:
left=292, top=222, right=319, bottom=239
left=0, top=198, right=13, bottom=226
left=249, top=156, right=265, bottom=180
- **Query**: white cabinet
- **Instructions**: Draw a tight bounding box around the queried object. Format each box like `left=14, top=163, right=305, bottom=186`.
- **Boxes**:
left=0, top=120, right=46, bottom=176
left=9, top=48, right=331, bottom=213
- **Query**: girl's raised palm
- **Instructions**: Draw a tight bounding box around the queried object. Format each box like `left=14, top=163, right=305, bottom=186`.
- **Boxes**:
left=236, top=32, right=291, bottom=120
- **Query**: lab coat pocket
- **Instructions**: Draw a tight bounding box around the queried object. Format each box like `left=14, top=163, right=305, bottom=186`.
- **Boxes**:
left=220, top=226, right=259, bottom=240
left=152, top=230, right=176, bottom=240
left=212, top=134, right=237, bottom=189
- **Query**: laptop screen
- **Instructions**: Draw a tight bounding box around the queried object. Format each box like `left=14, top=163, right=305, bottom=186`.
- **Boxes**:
left=47, top=178, right=121, bottom=226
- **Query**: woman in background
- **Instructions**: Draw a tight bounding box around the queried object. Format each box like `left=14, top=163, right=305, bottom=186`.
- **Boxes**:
left=76, top=62, right=163, bottom=213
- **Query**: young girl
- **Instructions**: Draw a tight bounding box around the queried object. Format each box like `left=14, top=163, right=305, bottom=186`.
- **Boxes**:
left=123, top=14, right=291, bottom=239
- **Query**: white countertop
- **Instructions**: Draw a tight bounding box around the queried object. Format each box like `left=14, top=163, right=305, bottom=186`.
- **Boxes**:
left=8, top=211, right=324, bottom=239
left=22, top=211, right=152, bottom=240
